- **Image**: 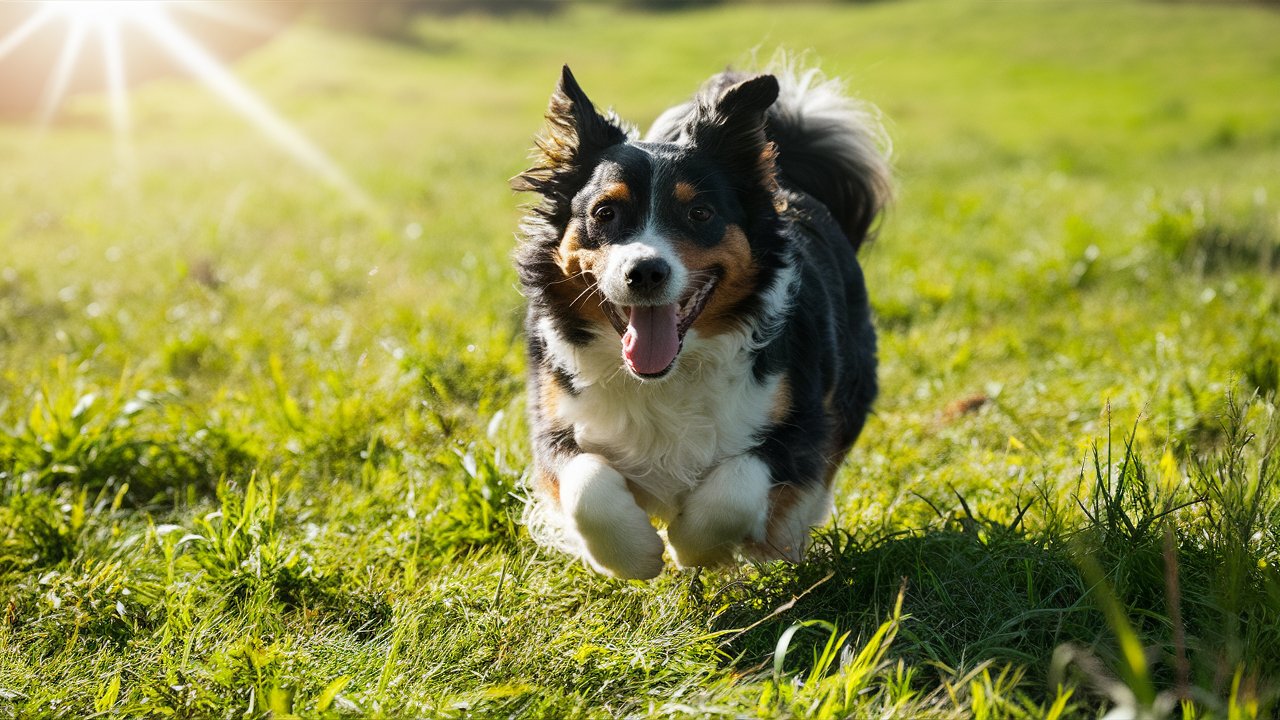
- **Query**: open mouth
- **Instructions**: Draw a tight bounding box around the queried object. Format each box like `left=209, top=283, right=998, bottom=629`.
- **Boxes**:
left=603, top=271, right=719, bottom=378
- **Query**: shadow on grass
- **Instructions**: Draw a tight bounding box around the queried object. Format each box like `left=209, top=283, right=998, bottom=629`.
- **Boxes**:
left=709, top=392, right=1280, bottom=711
left=711, top=523, right=1096, bottom=680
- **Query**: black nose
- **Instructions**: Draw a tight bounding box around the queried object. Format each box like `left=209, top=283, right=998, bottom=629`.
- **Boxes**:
left=624, top=258, right=671, bottom=294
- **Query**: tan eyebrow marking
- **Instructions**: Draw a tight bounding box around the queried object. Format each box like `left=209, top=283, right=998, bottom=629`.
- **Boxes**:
left=674, top=181, right=698, bottom=204
left=597, top=182, right=632, bottom=204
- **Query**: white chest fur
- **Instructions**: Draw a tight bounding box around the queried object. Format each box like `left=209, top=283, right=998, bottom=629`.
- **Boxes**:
left=538, top=318, right=779, bottom=518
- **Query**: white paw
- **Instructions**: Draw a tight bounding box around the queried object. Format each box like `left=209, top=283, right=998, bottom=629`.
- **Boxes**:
left=667, top=454, right=771, bottom=568
left=559, top=454, right=665, bottom=579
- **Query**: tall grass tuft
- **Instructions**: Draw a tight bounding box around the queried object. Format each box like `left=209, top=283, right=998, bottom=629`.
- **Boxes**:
left=1063, top=392, right=1280, bottom=717
left=1, top=358, right=258, bottom=503
left=758, top=590, right=905, bottom=718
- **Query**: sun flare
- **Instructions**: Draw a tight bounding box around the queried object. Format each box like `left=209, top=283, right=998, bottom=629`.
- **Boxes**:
left=41, top=0, right=173, bottom=24
left=1, top=0, right=373, bottom=210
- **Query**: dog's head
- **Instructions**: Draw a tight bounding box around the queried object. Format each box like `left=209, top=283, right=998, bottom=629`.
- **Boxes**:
left=514, top=66, right=783, bottom=380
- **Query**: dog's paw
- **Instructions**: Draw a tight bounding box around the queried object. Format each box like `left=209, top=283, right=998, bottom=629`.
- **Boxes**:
left=743, top=482, right=833, bottom=564
left=559, top=454, right=665, bottom=579
left=667, top=454, right=771, bottom=569
left=742, top=536, right=806, bottom=564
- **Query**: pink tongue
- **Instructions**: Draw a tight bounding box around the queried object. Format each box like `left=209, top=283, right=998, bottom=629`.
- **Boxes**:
left=622, top=304, right=680, bottom=375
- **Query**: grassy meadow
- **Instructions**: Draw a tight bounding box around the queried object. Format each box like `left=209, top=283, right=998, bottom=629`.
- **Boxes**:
left=3, top=1, right=1280, bottom=716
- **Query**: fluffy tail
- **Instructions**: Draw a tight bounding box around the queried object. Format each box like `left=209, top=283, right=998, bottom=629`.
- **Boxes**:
left=766, top=61, right=892, bottom=248
left=648, top=59, right=893, bottom=249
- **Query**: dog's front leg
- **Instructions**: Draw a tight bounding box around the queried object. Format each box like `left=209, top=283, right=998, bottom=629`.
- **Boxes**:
left=558, top=454, right=665, bottom=579
left=667, top=454, right=773, bottom=568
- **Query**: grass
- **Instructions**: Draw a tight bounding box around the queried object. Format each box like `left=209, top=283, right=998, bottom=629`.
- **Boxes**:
left=2, top=0, right=1280, bottom=716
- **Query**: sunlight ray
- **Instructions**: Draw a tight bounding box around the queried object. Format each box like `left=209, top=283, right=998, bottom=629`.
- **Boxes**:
left=38, top=17, right=89, bottom=126
left=0, top=6, right=53, bottom=63
left=134, top=11, right=374, bottom=211
left=100, top=19, right=134, bottom=174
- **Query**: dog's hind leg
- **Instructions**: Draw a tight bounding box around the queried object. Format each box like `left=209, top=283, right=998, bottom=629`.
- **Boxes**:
left=667, top=454, right=772, bottom=568
left=559, top=454, right=666, bottom=579
left=744, top=482, right=834, bottom=563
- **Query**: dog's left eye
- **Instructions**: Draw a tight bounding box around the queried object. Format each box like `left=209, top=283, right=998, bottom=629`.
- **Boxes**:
left=688, top=206, right=714, bottom=223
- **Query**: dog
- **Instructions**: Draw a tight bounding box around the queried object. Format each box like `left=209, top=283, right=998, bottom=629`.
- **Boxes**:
left=512, top=61, right=890, bottom=579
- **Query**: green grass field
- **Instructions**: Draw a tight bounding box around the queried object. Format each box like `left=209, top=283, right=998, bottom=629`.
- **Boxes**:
left=3, top=1, right=1280, bottom=717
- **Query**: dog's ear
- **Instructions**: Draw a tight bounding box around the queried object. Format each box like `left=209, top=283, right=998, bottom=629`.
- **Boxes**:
left=690, top=74, right=780, bottom=191
left=511, top=66, right=628, bottom=200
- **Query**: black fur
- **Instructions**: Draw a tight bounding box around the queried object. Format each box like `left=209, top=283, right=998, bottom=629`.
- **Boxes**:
left=648, top=69, right=890, bottom=249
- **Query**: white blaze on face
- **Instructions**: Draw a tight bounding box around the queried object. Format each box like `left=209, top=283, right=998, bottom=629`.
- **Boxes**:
left=599, top=231, right=689, bottom=376
left=597, top=233, right=686, bottom=306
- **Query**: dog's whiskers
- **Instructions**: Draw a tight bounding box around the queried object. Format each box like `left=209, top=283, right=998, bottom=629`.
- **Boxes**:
left=569, top=276, right=601, bottom=308
left=547, top=273, right=585, bottom=287
left=602, top=364, right=627, bottom=385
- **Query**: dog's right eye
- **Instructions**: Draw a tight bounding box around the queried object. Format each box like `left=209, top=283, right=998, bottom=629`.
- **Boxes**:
left=592, top=205, right=616, bottom=223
